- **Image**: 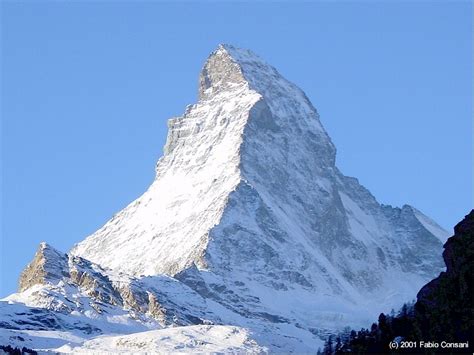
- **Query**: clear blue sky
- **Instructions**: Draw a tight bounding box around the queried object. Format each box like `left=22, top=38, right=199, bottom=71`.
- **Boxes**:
left=1, top=2, right=472, bottom=297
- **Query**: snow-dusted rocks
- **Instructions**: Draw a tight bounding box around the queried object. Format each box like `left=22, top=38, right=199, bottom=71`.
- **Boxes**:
left=2, top=44, right=449, bottom=352
left=7, top=244, right=218, bottom=328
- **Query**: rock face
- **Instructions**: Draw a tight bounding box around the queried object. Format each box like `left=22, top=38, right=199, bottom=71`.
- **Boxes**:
left=18, top=243, right=68, bottom=293
left=416, top=210, right=474, bottom=343
left=2, top=45, right=449, bottom=352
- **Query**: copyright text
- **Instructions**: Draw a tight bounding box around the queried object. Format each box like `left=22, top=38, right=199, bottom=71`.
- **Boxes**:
left=389, top=340, right=469, bottom=350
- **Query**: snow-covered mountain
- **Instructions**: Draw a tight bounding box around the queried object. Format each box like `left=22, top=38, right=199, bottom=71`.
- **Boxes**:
left=1, top=44, right=448, bottom=353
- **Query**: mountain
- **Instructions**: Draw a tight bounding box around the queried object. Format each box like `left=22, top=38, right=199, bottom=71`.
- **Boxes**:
left=1, top=45, right=448, bottom=353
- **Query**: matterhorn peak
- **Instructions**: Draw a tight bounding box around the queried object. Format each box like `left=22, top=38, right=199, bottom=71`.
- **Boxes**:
left=198, top=44, right=280, bottom=99
left=199, top=45, right=324, bottom=128
left=4, top=44, right=450, bottom=353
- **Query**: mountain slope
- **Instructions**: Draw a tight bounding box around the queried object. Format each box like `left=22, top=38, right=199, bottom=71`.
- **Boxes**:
left=2, top=45, right=448, bottom=352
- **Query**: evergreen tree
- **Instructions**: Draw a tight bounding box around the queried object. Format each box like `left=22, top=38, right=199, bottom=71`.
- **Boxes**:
left=334, top=336, right=342, bottom=354
left=323, top=335, right=333, bottom=355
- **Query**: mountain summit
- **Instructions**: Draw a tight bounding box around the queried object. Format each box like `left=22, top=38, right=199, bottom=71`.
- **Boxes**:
left=2, top=45, right=449, bottom=352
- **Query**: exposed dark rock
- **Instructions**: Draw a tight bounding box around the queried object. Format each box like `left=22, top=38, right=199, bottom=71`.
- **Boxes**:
left=415, top=209, right=474, bottom=343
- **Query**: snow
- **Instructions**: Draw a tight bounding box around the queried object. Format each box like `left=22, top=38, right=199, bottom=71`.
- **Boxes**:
left=0, top=321, right=264, bottom=354
left=411, top=206, right=451, bottom=242
left=56, top=325, right=265, bottom=354
left=0, top=328, right=86, bottom=352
